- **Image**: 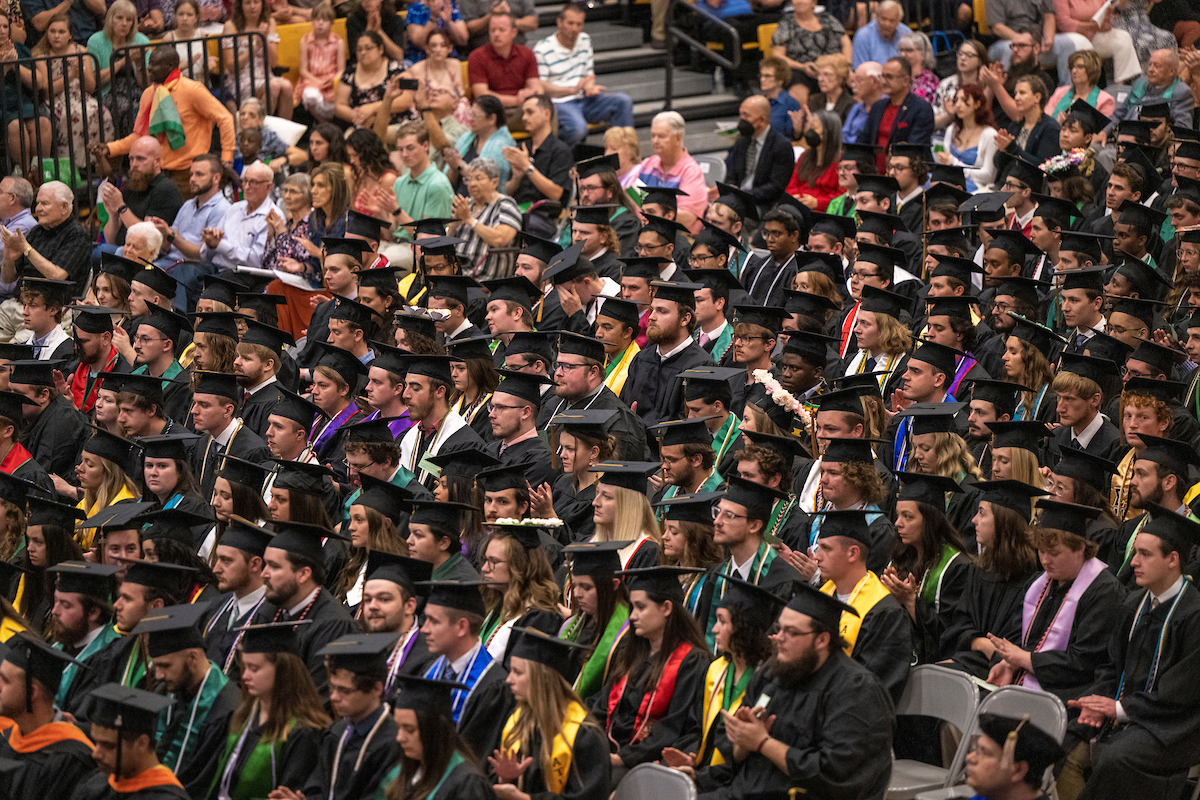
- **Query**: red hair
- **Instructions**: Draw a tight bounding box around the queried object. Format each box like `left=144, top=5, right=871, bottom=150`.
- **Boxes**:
left=954, top=83, right=994, bottom=129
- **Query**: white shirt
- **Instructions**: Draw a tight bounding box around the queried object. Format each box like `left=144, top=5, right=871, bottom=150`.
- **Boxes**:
left=658, top=337, right=693, bottom=362
left=245, top=375, right=278, bottom=397
left=533, top=31, right=594, bottom=103
left=211, top=418, right=239, bottom=447
left=1115, top=574, right=1186, bottom=722
left=288, top=586, right=321, bottom=617
left=1071, top=411, right=1105, bottom=449
left=450, top=319, right=474, bottom=339
left=201, top=198, right=279, bottom=271
left=235, top=585, right=267, bottom=620
left=700, top=319, right=728, bottom=342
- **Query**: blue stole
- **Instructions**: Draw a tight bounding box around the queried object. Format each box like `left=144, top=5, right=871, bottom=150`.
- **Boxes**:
left=423, top=645, right=493, bottom=724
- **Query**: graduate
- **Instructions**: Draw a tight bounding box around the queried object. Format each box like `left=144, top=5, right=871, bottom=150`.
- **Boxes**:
left=404, top=500, right=482, bottom=582
left=419, top=580, right=516, bottom=760
left=47, top=560, right=124, bottom=715
left=132, top=604, right=242, bottom=799
left=0, top=633, right=96, bottom=800
left=688, top=582, right=895, bottom=800
left=490, top=628, right=610, bottom=800
left=208, top=622, right=328, bottom=800
left=71, top=684, right=188, bottom=800
left=547, top=410, right=618, bottom=544
left=202, top=516, right=277, bottom=677
left=479, top=522, right=564, bottom=665
left=295, top=633, right=403, bottom=800
left=558, top=541, right=630, bottom=701
left=597, top=566, right=711, bottom=785
left=985, top=499, right=1126, bottom=709
left=359, top=551, right=435, bottom=696
left=382, top=676, right=494, bottom=800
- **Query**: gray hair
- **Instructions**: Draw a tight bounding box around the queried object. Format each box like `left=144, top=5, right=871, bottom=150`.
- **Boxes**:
left=900, top=32, right=935, bottom=71
left=242, top=161, right=274, bottom=183
left=284, top=172, right=312, bottom=200
left=651, top=110, right=686, bottom=137
left=1, top=177, right=33, bottom=209
left=41, top=181, right=74, bottom=207
left=240, top=97, right=265, bottom=121
left=468, top=157, right=500, bottom=181
left=126, top=221, right=163, bottom=254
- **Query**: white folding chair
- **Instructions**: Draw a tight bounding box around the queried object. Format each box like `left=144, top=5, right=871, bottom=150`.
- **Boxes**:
left=886, top=665, right=981, bottom=799
left=693, top=154, right=727, bottom=188
left=613, top=763, right=697, bottom=800
left=916, top=685, right=1068, bottom=800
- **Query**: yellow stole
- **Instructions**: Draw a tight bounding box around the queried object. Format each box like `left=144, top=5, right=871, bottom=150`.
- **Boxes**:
left=699, top=657, right=746, bottom=766
left=501, top=701, right=588, bottom=794
left=604, top=343, right=640, bottom=396
left=75, top=484, right=138, bottom=551
left=819, top=572, right=892, bottom=655
left=0, top=614, right=24, bottom=643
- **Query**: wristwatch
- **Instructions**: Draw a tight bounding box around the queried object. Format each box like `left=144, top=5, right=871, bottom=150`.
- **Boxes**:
left=22, top=243, right=32, bottom=257
left=117, top=204, right=128, bottom=216
left=167, top=229, right=177, bottom=244
left=524, top=165, right=535, bottom=176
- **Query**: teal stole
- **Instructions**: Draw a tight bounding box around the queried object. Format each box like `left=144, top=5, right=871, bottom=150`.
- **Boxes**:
left=159, top=661, right=231, bottom=773
left=55, top=624, right=122, bottom=706
left=705, top=542, right=777, bottom=648
left=374, top=752, right=466, bottom=800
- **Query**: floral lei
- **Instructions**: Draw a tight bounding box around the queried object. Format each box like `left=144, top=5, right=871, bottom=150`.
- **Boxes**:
left=752, top=369, right=814, bottom=437
left=1040, top=148, right=1087, bottom=175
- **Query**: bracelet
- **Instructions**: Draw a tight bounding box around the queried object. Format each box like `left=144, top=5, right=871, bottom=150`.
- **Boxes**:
left=22, top=243, right=32, bottom=257
left=755, top=735, right=770, bottom=753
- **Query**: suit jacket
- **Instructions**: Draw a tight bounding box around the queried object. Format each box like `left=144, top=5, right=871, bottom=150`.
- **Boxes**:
left=859, top=93, right=935, bottom=147
left=994, top=115, right=1062, bottom=177
left=724, top=129, right=795, bottom=212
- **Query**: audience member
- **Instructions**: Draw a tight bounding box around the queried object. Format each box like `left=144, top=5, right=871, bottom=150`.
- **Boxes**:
left=604, top=126, right=642, bottom=189
left=201, top=160, right=278, bottom=272
left=446, top=94, right=515, bottom=192
left=502, top=94, right=572, bottom=207
left=723, top=95, right=794, bottom=215
left=843, top=60, right=883, bottom=143
left=939, top=84, right=1000, bottom=192
left=637, top=111, right=708, bottom=230
left=460, top=0, right=536, bottom=51
left=1107, top=48, right=1195, bottom=134
left=771, top=0, right=851, bottom=106
left=336, top=30, right=407, bottom=128
left=897, top=31, right=939, bottom=102
left=933, top=40, right=988, bottom=130
left=787, top=109, right=843, bottom=209
left=807, top=53, right=853, bottom=120
left=468, top=12, right=542, bottom=131
left=859, top=56, right=934, bottom=148
left=449, top=157, right=521, bottom=281
left=346, top=0, right=405, bottom=61
left=759, top=57, right=802, bottom=136
left=404, top=0, right=467, bottom=64
left=1044, top=50, right=1116, bottom=122
left=851, top=1, right=910, bottom=68
left=221, top=0, right=294, bottom=120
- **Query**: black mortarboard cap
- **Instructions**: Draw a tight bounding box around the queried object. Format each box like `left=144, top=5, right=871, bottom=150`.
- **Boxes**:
left=591, top=461, right=659, bottom=493
left=857, top=210, right=909, bottom=236
left=505, top=331, right=555, bottom=363
left=319, top=632, right=399, bottom=676
left=994, top=278, right=1049, bottom=309
left=681, top=366, right=741, bottom=404
left=971, top=479, right=1048, bottom=520
left=82, top=426, right=139, bottom=468
left=314, top=341, right=369, bottom=380
left=406, top=499, right=477, bottom=531
left=70, top=305, right=118, bottom=334
left=619, top=256, right=669, bottom=282
left=812, top=386, right=872, bottom=415
left=564, top=540, right=625, bottom=577
left=100, top=252, right=143, bottom=283
left=924, top=182, right=971, bottom=208
left=1117, top=200, right=1168, bottom=232
left=653, top=491, right=721, bottom=525
left=818, top=437, right=878, bottom=464
left=322, top=237, right=372, bottom=261
left=616, top=565, right=706, bottom=601
left=487, top=520, right=546, bottom=551
left=241, top=319, right=294, bottom=352
left=859, top=284, right=909, bottom=318
left=694, top=218, right=746, bottom=253
left=354, top=473, right=413, bottom=520
left=493, top=369, right=552, bottom=408
left=930, top=163, right=967, bottom=187
left=1133, top=432, right=1200, bottom=476
left=48, top=561, right=120, bottom=598
left=715, top=574, right=786, bottom=631
left=483, top=276, right=540, bottom=311
left=131, top=265, right=176, bottom=298
left=4, top=632, right=80, bottom=694
left=651, top=280, right=702, bottom=309
left=1007, top=314, right=1066, bottom=353
left=413, top=235, right=463, bottom=258
left=854, top=174, right=899, bottom=199
left=544, top=243, right=597, bottom=285
left=576, top=152, right=620, bottom=180
left=346, top=209, right=387, bottom=241
left=930, top=254, right=984, bottom=286
left=137, top=507, right=215, bottom=545
left=593, top=297, right=640, bottom=328
left=895, top=471, right=962, bottom=506
left=192, top=370, right=240, bottom=401
left=732, top=304, right=788, bottom=332
left=427, top=275, right=482, bottom=306
left=1128, top=338, right=1177, bottom=375
left=365, top=550, right=432, bottom=594
left=1064, top=99, right=1110, bottom=133
left=741, top=428, right=810, bottom=462
left=976, top=714, right=1066, bottom=777
left=344, top=416, right=404, bottom=444
left=520, top=233, right=563, bottom=265
left=1123, top=376, right=1187, bottom=405
left=898, top=401, right=967, bottom=435
left=714, top=182, right=759, bottom=221
left=572, top=204, right=620, bottom=228
left=650, top=417, right=715, bottom=447
left=133, top=603, right=208, bottom=657
left=1140, top=501, right=1200, bottom=554
left=122, top=559, right=196, bottom=595
left=0, top=390, right=34, bottom=424
left=909, top=340, right=966, bottom=376
left=794, top=252, right=845, bottom=285
left=854, top=242, right=903, bottom=273
left=137, top=432, right=196, bottom=462
left=268, top=388, right=323, bottom=432
left=783, top=289, right=841, bottom=317
left=785, top=581, right=858, bottom=630
left=987, top=420, right=1051, bottom=453
left=7, top=359, right=64, bottom=388
left=1034, top=498, right=1102, bottom=537
left=447, top=334, right=495, bottom=362
left=391, top=675, right=468, bottom=718
left=1052, top=447, right=1117, bottom=494
left=237, top=620, right=308, bottom=656
left=783, top=331, right=838, bottom=366
left=88, top=684, right=172, bottom=735
left=199, top=274, right=242, bottom=307
left=997, top=152, right=1046, bottom=190
left=398, top=218, right=455, bottom=237
left=142, top=304, right=192, bottom=344
left=26, top=494, right=85, bottom=529
left=371, top=341, right=418, bottom=376
left=269, top=520, right=344, bottom=563
left=1058, top=351, right=1118, bottom=387
left=272, top=459, right=335, bottom=497
left=510, top=626, right=588, bottom=678
left=191, top=311, right=241, bottom=341
left=418, top=580, right=488, bottom=616
left=217, top=516, right=275, bottom=557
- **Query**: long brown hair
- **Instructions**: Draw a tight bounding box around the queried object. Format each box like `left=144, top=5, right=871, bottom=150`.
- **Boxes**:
left=502, top=659, right=601, bottom=782
left=978, top=502, right=1038, bottom=582
left=482, top=534, right=560, bottom=621
left=336, top=504, right=409, bottom=600
left=611, top=585, right=708, bottom=696
left=385, top=706, right=477, bottom=800
left=230, top=651, right=331, bottom=741
left=662, top=520, right=723, bottom=570
left=889, top=500, right=969, bottom=583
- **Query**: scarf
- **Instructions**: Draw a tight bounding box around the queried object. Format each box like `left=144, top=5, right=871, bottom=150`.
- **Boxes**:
left=134, top=69, right=185, bottom=150
left=1017, top=558, right=1107, bottom=691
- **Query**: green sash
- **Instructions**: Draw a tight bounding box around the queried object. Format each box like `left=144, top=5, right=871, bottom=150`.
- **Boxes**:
left=375, top=751, right=466, bottom=800
left=918, top=545, right=960, bottom=609
left=55, top=624, right=122, bottom=706
left=159, top=661, right=231, bottom=772
left=565, top=603, right=630, bottom=700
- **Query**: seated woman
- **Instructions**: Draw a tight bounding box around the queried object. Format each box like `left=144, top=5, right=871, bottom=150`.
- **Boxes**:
left=222, top=0, right=293, bottom=120
left=426, top=446, right=488, bottom=564
left=1004, top=315, right=1062, bottom=424
left=845, top=285, right=912, bottom=396
left=1044, top=50, right=1116, bottom=122
left=204, top=455, right=270, bottom=562
left=287, top=121, right=348, bottom=172
left=940, top=480, right=1042, bottom=678
left=908, top=411, right=984, bottom=544
left=268, top=460, right=347, bottom=588
left=937, top=84, right=998, bottom=193
left=448, top=156, right=521, bottom=282
left=594, top=566, right=710, bottom=785
left=385, top=675, right=493, bottom=800
left=346, top=127, right=400, bottom=223
left=654, top=492, right=723, bottom=616
left=139, top=434, right=213, bottom=549
left=604, top=126, right=642, bottom=191
left=880, top=472, right=972, bottom=664
left=786, top=109, right=842, bottom=210
left=559, top=541, right=630, bottom=701
left=990, top=74, right=1061, bottom=169
left=346, top=0, right=405, bottom=62
left=445, top=95, right=515, bottom=194
left=211, top=622, right=329, bottom=800
left=338, top=474, right=410, bottom=609
left=336, top=31, right=407, bottom=129
left=308, top=344, right=369, bottom=476
left=588, top=464, right=662, bottom=571
left=806, top=53, right=852, bottom=120
left=16, top=498, right=84, bottom=633
left=897, top=32, right=939, bottom=103
left=446, top=335, right=499, bottom=442
left=73, top=429, right=140, bottom=555
left=538, top=410, right=616, bottom=544
left=264, top=173, right=316, bottom=276
left=490, top=628, right=611, bottom=800
left=480, top=522, right=562, bottom=664
left=768, top=0, right=851, bottom=107
left=89, top=1, right=150, bottom=126
left=0, top=13, right=46, bottom=175
left=985, top=498, right=1125, bottom=707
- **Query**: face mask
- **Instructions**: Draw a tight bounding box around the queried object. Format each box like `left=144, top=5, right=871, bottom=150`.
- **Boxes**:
left=737, top=119, right=755, bottom=138
left=804, top=130, right=821, bottom=147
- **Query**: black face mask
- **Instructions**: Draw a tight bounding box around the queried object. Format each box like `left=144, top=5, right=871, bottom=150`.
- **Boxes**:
left=737, top=119, right=755, bottom=138
left=803, top=129, right=821, bottom=147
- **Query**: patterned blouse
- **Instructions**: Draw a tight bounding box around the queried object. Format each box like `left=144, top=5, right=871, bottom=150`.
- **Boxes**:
left=770, top=13, right=846, bottom=65
left=263, top=214, right=314, bottom=282
left=455, top=194, right=522, bottom=282
left=341, top=60, right=414, bottom=124
left=912, top=69, right=940, bottom=103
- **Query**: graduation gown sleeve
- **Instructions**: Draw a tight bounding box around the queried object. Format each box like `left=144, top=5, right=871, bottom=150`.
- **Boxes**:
left=276, top=725, right=325, bottom=792
left=435, top=761, right=495, bottom=800
left=522, top=723, right=611, bottom=800
left=852, top=594, right=915, bottom=702
left=459, top=664, right=517, bottom=761
left=0, top=733, right=99, bottom=800
left=170, top=679, right=242, bottom=799
left=940, top=566, right=1032, bottom=679
left=616, top=647, right=710, bottom=768
left=913, top=555, right=970, bottom=664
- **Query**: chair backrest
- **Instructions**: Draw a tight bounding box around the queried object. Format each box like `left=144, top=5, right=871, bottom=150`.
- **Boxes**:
left=972, top=686, right=1068, bottom=743
left=894, top=665, right=980, bottom=735
left=613, top=763, right=697, bottom=800
left=694, top=154, right=726, bottom=187
left=757, top=23, right=777, bottom=55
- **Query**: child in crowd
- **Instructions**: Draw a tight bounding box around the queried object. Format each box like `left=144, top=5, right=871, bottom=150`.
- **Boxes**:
left=294, top=1, right=345, bottom=122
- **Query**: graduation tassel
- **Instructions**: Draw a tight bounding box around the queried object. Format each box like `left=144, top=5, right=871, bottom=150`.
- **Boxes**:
left=1000, top=715, right=1030, bottom=772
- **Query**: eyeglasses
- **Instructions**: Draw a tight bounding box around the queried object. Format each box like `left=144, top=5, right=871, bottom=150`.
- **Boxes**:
left=688, top=253, right=716, bottom=265
left=553, top=361, right=590, bottom=372
left=850, top=270, right=879, bottom=280
left=881, top=71, right=903, bottom=80
left=776, top=626, right=818, bottom=639
left=1010, top=42, right=1034, bottom=50
left=486, top=401, right=525, bottom=412
left=328, top=683, right=365, bottom=697
left=711, top=507, right=748, bottom=522
left=241, top=178, right=270, bottom=186
left=483, top=556, right=508, bottom=568
left=957, top=49, right=979, bottom=59
left=732, top=334, right=766, bottom=342
left=343, top=458, right=377, bottom=472
left=134, top=335, right=166, bottom=345
left=1002, top=180, right=1027, bottom=191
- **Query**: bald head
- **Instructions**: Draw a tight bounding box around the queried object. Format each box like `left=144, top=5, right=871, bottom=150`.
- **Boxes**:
left=129, top=136, right=162, bottom=178
left=853, top=61, right=884, bottom=104
left=739, top=95, right=771, bottom=136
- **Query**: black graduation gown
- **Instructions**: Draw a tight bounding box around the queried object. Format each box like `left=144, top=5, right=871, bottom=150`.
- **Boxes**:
left=302, top=704, right=398, bottom=800
left=693, top=651, right=894, bottom=800
left=850, top=591, right=915, bottom=702
left=535, top=289, right=568, bottom=334
left=411, top=760, right=493, bottom=800
left=278, top=352, right=301, bottom=393
left=163, top=381, right=195, bottom=432
left=203, top=592, right=279, bottom=676
left=21, top=396, right=89, bottom=479
left=458, top=659, right=517, bottom=761
left=612, top=210, right=640, bottom=259
left=0, top=723, right=98, bottom=800
left=297, top=298, right=337, bottom=369
left=590, top=250, right=621, bottom=282
left=553, top=474, right=596, bottom=543
left=507, top=723, right=611, bottom=800
left=257, top=588, right=359, bottom=703
left=157, top=676, right=241, bottom=799
left=595, top=646, right=710, bottom=768
left=240, top=381, right=286, bottom=439
left=941, top=563, right=1039, bottom=677
left=191, top=423, right=273, bottom=500
left=68, top=770, right=189, bottom=800
left=1047, top=420, right=1122, bottom=464
left=619, top=343, right=714, bottom=427
left=1089, top=516, right=1123, bottom=573
left=996, top=568, right=1125, bottom=708
left=912, top=555, right=972, bottom=665
left=11, top=454, right=52, bottom=494
left=488, top=435, right=558, bottom=493
left=214, top=718, right=323, bottom=797
left=1073, top=584, right=1200, bottom=798
left=542, top=386, right=649, bottom=462
left=383, top=630, right=435, bottom=695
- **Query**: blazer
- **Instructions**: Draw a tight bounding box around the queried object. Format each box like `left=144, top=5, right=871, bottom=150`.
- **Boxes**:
left=994, top=114, right=1062, bottom=178
left=724, top=128, right=796, bottom=212
left=858, top=93, right=935, bottom=148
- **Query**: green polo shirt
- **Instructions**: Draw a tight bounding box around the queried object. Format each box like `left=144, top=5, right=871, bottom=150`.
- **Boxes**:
left=393, top=163, right=455, bottom=241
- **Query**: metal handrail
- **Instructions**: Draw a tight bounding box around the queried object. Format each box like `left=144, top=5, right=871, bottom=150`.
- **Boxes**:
left=663, top=0, right=742, bottom=110
left=0, top=50, right=109, bottom=220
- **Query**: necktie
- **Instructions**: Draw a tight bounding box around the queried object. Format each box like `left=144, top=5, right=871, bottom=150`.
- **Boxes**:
left=698, top=332, right=711, bottom=348
left=1151, top=596, right=1161, bottom=611
left=865, top=356, right=877, bottom=373
left=1074, top=333, right=1087, bottom=349
left=1070, top=438, right=1082, bottom=450
left=445, top=665, right=458, bottom=681
left=745, top=138, right=758, bottom=182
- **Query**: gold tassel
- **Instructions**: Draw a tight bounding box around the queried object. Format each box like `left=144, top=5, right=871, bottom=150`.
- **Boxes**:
left=1000, top=715, right=1030, bottom=772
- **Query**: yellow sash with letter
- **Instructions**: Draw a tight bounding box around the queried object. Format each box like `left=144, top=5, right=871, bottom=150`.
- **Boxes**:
left=501, top=701, right=588, bottom=793
left=819, top=572, right=892, bottom=655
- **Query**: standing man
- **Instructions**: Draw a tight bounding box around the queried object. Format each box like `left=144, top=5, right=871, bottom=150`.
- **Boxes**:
left=533, top=3, right=634, bottom=146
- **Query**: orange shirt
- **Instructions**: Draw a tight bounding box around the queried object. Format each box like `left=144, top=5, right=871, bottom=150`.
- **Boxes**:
left=108, top=75, right=236, bottom=169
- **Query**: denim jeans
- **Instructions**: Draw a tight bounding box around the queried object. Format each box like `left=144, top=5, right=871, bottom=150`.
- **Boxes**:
left=556, top=93, right=636, bottom=146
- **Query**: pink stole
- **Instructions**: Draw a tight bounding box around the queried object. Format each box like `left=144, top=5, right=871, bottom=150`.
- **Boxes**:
left=1017, top=557, right=1107, bottom=691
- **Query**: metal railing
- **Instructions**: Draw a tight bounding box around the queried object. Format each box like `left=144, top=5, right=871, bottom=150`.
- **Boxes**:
left=0, top=51, right=110, bottom=220
left=111, top=30, right=271, bottom=137
left=663, top=0, right=742, bottom=110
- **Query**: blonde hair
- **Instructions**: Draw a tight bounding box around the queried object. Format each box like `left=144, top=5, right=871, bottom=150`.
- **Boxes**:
left=925, top=432, right=982, bottom=481
left=815, top=52, right=850, bottom=83
left=1010, top=338, right=1053, bottom=407
left=502, top=660, right=599, bottom=783
left=595, top=485, right=662, bottom=545
left=82, top=457, right=141, bottom=517
left=794, top=269, right=843, bottom=312
left=103, top=0, right=137, bottom=44
left=875, top=312, right=912, bottom=356
left=603, top=127, right=640, bottom=163
left=995, top=446, right=1046, bottom=490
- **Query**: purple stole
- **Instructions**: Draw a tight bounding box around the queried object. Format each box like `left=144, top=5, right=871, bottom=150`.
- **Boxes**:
left=1017, top=557, right=1108, bottom=691
left=365, top=409, right=415, bottom=439
left=311, top=404, right=360, bottom=459
left=948, top=354, right=977, bottom=397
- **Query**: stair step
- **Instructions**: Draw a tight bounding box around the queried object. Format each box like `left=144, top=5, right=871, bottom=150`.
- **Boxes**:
left=600, top=67, right=712, bottom=103
left=537, top=1, right=622, bottom=25
left=528, top=20, right=644, bottom=52
left=583, top=97, right=744, bottom=155
left=593, top=44, right=665, bottom=72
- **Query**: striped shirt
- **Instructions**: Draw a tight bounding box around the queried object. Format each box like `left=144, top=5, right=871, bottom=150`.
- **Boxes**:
left=456, top=194, right=523, bottom=282
left=533, top=31, right=594, bottom=103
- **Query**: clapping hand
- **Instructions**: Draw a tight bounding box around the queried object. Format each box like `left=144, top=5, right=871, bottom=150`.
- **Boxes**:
left=1068, top=695, right=1117, bottom=727
left=488, top=751, right=532, bottom=783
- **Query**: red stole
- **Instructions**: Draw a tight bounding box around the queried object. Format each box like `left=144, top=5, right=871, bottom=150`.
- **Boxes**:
left=607, top=641, right=693, bottom=743
left=70, top=346, right=120, bottom=413
left=0, top=442, right=33, bottom=475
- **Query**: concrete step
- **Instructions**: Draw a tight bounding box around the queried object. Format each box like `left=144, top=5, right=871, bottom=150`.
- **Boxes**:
left=537, top=1, right=623, bottom=25
left=528, top=20, right=645, bottom=52
left=601, top=66, right=712, bottom=103
left=628, top=90, right=742, bottom=126
left=593, top=44, right=665, bottom=73
left=583, top=99, right=743, bottom=155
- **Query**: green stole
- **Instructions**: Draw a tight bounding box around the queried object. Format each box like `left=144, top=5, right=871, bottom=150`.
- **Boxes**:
left=211, top=717, right=299, bottom=800
left=705, top=542, right=777, bottom=648
left=431, top=553, right=465, bottom=580
left=605, top=344, right=635, bottom=380
left=708, top=325, right=734, bottom=363
left=710, top=414, right=741, bottom=465
left=375, top=751, right=465, bottom=800
left=656, top=471, right=724, bottom=519
left=133, top=359, right=184, bottom=384
left=563, top=603, right=630, bottom=700
left=119, top=635, right=147, bottom=689
left=918, top=545, right=960, bottom=609
left=55, top=624, right=122, bottom=706
left=159, top=662, right=231, bottom=772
